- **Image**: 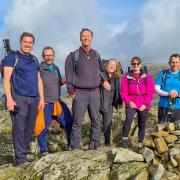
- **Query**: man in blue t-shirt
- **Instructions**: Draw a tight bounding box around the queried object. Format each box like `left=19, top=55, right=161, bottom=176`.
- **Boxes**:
left=3, top=32, right=44, bottom=167
left=155, top=53, right=180, bottom=124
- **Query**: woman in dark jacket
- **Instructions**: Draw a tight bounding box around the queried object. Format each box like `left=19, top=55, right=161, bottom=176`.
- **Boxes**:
left=100, top=58, right=123, bottom=146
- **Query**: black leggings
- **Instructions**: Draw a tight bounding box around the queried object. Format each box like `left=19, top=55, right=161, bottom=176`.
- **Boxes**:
left=123, top=107, right=149, bottom=143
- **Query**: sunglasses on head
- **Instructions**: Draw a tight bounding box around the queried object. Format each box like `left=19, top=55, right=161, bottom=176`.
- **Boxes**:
left=132, top=62, right=140, bottom=65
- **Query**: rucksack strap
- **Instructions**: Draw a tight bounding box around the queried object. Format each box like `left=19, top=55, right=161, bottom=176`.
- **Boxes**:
left=73, top=49, right=79, bottom=85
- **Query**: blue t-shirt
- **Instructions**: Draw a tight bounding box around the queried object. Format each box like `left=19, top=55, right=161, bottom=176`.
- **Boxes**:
left=4, top=51, right=39, bottom=97
left=156, top=70, right=180, bottom=109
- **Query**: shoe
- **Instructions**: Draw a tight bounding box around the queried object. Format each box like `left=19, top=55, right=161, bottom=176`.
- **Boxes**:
left=17, top=161, right=30, bottom=168
left=89, top=142, right=94, bottom=150
left=138, top=143, right=144, bottom=149
left=41, top=152, right=49, bottom=156
left=27, top=154, right=35, bottom=162
left=122, top=140, right=129, bottom=148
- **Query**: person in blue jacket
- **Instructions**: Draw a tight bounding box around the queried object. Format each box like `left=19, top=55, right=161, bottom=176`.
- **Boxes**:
left=155, top=53, right=180, bottom=124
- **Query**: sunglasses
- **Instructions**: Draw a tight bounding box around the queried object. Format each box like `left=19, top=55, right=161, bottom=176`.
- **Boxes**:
left=132, top=62, right=140, bottom=66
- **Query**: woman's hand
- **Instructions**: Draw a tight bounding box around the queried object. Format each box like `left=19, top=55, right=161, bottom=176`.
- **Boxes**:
left=139, top=104, right=146, bottom=111
left=129, top=101, right=136, bottom=109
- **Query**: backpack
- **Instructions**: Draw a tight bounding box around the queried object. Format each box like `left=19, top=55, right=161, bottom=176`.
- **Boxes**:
left=0, top=51, right=38, bottom=109
left=39, top=62, right=62, bottom=82
left=0, top=51, right=38, bottom=79
left=72, top=48, right=106, bottom=85
left=127, top=66, right=148, bottom=87
left=0, top=52, right=19, bottom=79
left=161, top=69, right=180, bottom=88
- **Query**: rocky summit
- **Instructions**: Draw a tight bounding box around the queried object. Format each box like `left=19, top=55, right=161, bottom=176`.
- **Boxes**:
left=0, top=97, right=180, bottom=180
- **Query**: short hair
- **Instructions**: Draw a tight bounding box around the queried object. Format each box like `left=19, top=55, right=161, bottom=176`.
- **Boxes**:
left=169, top=53, right=180, bottom=63
left=42, top=46, right=55, bottom=57
left=131, top=56, right=142, bottom=64
left=80, top=28, right=93, bottom=37
left=20, top=32, right=35, bottom=43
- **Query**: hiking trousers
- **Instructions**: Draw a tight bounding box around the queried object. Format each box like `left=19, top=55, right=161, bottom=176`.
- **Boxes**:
left=123, top=107, right=149, bottom=143
left=37, top=103, right=72, bottom=153
left=101, top=104, right=113, bottom=145
left=10, top=94, right=38, bottom=165
left=71, top=89, right=101, bottom=149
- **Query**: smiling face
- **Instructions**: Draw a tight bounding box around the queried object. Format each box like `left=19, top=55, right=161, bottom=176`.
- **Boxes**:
left=106, top=60, right=117, bottom=74
left=20, top=36, right=34, bottom=54
left=131, top=59, right=142, bottom=72
left=80, top=30, right=93, bottom=48
left=169, top=56, right=180, bottom=72
left=43, top=49, right=55, bottom=65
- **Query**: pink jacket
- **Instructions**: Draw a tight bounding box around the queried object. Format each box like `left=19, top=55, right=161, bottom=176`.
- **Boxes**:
left=121, top=73, right=154, bottom=109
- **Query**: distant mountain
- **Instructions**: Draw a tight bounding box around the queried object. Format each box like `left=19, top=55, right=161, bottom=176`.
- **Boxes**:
left=145, top=63, right=168, bottom=81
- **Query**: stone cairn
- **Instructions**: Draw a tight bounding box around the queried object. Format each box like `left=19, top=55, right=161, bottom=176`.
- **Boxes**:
left=143, top=122, right=180, bottom=179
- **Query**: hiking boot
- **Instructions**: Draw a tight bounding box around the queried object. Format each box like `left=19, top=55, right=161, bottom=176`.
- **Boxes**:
left=27, top=154, right=35, bottom=162
left=17, top=161, right=30, bottom=168
left=138, top=143, right=144, bottom=149
left=41, top=152, right=49, bottom=156
left=89, top=142, right=94, bottom=150
left=122, top=139, right=129, bottom=148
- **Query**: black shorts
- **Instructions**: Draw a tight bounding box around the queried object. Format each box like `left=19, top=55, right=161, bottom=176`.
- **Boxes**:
left=158, top=107, right=180, bottom=124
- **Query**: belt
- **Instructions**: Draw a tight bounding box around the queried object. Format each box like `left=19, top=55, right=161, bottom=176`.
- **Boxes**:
left=128, top=94, right=146, bottom=96
left=75, top=87, right=99, bottom=91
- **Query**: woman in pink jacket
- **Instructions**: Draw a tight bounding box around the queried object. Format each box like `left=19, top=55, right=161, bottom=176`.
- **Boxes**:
left=121, top=57, right=154, bottom=148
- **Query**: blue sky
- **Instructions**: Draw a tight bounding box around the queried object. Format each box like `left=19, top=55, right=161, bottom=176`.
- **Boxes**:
left=98, top=0, right=145, bottom=22
left=0, top=0, right=12, bottom=33
left=0, top=0, right=180, bottom=72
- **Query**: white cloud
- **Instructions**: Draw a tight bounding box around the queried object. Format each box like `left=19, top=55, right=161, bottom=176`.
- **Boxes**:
left=2, top=0, right=180, bottom=72
left=139, top=0, right=180, bottom=61
left=2, top=0, right=109, bottom=74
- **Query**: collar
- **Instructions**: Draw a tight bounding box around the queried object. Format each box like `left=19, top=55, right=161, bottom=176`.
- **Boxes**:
left=80, top=46, right=91, bottom=53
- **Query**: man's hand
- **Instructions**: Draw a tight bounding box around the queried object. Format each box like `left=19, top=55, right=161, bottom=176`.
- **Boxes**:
left=129, top=101, right=136, bottom=109
left=38, top=99, right=44, bottom=110
left=6, top=98, right=16, bottom=111
left=69, top=92, right=76, bottom=100
left=169, top=90, right=178, bottom=98
left=139, top=104, right=146, bottom=111
left=103, top=80, right=111, bottom=91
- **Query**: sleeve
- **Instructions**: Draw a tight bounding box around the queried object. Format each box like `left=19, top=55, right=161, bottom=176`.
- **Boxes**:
left=143, top=74, right=154, bottom=106
left=65, top=52, right=75, bottom=94
left=155, top=84, right=169, bottom=96
left=155, top=71, right=169, bottom=96
left=121, top=74, right=131, bottom=105
left=3, top=51, right=16, bottom=67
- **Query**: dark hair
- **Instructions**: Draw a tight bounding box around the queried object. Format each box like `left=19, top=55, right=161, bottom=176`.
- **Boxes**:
left=20, top=32, right=35, bottom=43
left=169, top=53, right=180, bottom=63
left=131, top=56, right=142, bottom=64
left=42, top=46, right=55, bottom=57
left=80, top=28, right=93, bottom=37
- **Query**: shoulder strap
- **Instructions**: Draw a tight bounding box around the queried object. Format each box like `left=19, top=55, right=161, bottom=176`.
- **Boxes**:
left=161, top=69, right=168, bottom=87
left=13, top=53, right=19, bottom=69
left=72, top=49, right=79, bottom=85
left=55, top=65, right=62, bottom=82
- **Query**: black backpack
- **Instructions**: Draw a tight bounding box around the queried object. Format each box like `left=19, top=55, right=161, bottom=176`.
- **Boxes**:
left=72, top=48, right=106, bottom=84
left=0, top=51, right=19, bottom=79
left=127, top=66, right=148, bottom=87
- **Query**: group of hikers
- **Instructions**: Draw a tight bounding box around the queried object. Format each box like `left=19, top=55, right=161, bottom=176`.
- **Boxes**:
left=1, top=28, right=180, bottom=167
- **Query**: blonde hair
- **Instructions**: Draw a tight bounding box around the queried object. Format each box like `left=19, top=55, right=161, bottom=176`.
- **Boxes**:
left=106, top=58, right=122, bottom=79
